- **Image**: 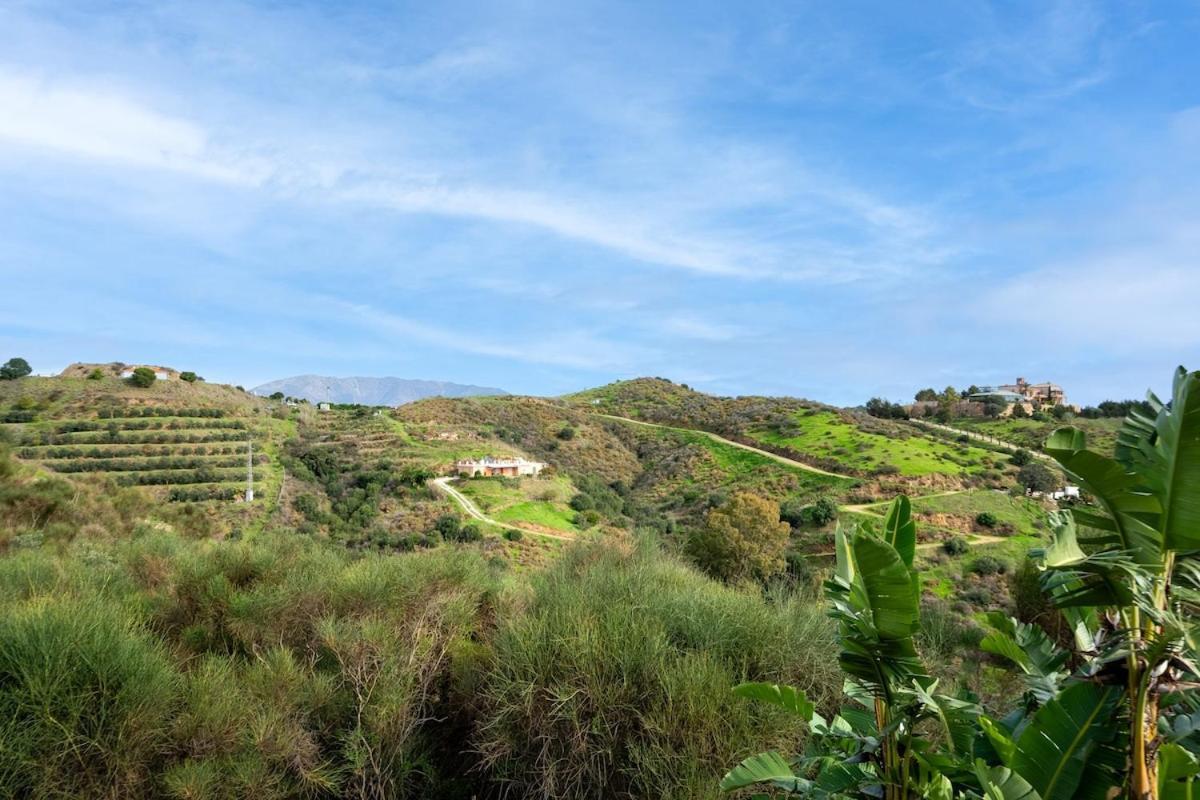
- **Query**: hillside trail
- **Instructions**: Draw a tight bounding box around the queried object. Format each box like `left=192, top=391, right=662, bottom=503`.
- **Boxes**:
left=431, top=477, right=576, bottom=542
left=594, top=414, right=850, bottom=479
left=907, top=419, right=1055, bottom=461
left=810, top=530, right=1009, bottom=559
left=841, top=489, right=967, bottom=515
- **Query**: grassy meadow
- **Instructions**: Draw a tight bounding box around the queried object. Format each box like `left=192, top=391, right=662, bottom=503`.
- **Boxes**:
left=749, top=408, right=1001, bottom=477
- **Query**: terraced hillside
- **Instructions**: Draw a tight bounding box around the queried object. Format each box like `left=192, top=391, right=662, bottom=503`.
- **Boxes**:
left=0, top=376, right=289, bottom=511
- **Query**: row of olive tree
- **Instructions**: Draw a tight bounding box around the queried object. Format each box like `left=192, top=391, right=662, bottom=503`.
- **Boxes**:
left=724, top=366, right=1200, bottom=800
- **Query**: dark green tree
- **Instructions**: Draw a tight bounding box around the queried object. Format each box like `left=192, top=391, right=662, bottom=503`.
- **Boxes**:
left=1016, top=461, right=1060, bottom=493
left=0, top=358, right=32, bottom=380
left=126, top=367, right=156, bottom=388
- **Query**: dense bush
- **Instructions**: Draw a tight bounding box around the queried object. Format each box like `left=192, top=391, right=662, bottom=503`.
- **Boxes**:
left=128, top=367, right=157, bottom=388
left=688, top=492, right=790, bottom=583
left=941, top=536, right=969, bottom=555
left=1009, top=448, right=1033, bottom=466
left=0, top=357, right=32, bottom=380
left=970, top=555, right=1008, bottom=576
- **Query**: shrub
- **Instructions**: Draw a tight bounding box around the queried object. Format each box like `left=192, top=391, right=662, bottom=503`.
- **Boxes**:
left=960, top=586, right=994, bottom=606
left=970, top=555, right=1008, bottom=576
left=1009, top=448, right=1033, bottom=467
left=917, top=597, right=984, bottom=662
left=941, top=536, right=969, bottom=556
left=688, top=492, right=791, bottom=583
left=127, top=367, right=157, bottom=388
left=974, top=511, right=997, bottom=528
left=0, top=599, right=180, bottom=797
left=447, top=522, right=483, bottom=543
left=569, top=492, right=595, bottom=512
left=805, top=497, right=838, bottom=527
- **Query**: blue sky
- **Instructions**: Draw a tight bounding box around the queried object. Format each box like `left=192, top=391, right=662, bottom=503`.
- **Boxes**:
left=1, top=1, right=1198, bottom=405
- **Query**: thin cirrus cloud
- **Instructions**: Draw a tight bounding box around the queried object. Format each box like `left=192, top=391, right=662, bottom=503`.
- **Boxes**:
left=0, top=1, right=1196, bottom=403
left=0, top=62, right=944, bottom=286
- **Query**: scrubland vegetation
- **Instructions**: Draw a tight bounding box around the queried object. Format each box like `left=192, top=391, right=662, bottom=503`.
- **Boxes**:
left=3, top=363, right=1198, bottom=798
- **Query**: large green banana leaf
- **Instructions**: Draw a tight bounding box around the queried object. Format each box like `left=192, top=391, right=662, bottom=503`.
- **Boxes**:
left=883, top=495, right=916, bottom=568
left=719, top=751, right=801, bottom=793
left=975, top=761, right=1042, bottom=800
left=827, top=526, right=926, bottom=696
left=1009, top=682, right=1121, bottom=800
left=1044, top=428, right=1162, bottom=564
left=1159, top=742, right=1200, bottom=800
left=1033, top=512, right=1138, bottom=608
left=732, top=682, right=814, bottom=719
left=980, top=613, right=1069, bottom=704
left=1114, top=367, right=1200, bottom=551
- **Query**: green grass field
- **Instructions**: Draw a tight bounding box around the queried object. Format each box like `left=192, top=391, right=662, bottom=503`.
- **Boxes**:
left=749, top=409, right=1001, bottom=477
left=652, top=426, right=853, bottom=510
left=456, top=475, right=580, bottom=532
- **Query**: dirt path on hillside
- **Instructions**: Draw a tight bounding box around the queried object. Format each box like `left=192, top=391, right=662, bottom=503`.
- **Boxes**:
left=431, top=477, right=576, bottom=542
left=841, top=489, right=968, bottom=515
left=908, top=419, right=1055, bottom=461
left=595, top=414, right=851, bottom=479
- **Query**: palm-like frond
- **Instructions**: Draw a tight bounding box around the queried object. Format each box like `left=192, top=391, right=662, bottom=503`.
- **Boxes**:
left=1044, top=428, right=1162, bottom=564
left=1115, top=367, right=1200, bottom=552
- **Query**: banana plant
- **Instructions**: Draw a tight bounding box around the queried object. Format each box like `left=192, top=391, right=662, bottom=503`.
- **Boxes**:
left=723, top=497, right=983, bottom=798
left=1035, top=366, right=1200, bottom=799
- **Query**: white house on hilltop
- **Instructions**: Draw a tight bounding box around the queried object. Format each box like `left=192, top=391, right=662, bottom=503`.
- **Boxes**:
left=120, top=366, right=174, bottom=381
left=455, top=456, right=545, bottom=477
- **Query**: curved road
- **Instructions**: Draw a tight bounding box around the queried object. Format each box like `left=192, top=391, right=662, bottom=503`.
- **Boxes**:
left=595, top=413, right=850, bottom=479
left=431, top=477, right=576, bottom=542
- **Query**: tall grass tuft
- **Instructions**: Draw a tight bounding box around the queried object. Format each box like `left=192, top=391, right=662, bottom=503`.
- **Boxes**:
left=476, top=536, right=839, bottom=800
left=0, top=598, right=180, bottom=798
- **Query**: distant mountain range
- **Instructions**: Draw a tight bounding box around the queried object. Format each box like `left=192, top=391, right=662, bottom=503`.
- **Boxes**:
left=252, top=375, right=507, bottom=406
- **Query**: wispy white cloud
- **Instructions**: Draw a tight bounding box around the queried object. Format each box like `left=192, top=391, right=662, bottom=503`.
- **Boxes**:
left=656, top=314, right=746, bottom=342
left=941, top=0, right=1112, bottom=112
left=977, top=252, right=1200, bottom=350
left=0, top=71, right=265, bottom=184
left=329, top=299, right=655, bottom=371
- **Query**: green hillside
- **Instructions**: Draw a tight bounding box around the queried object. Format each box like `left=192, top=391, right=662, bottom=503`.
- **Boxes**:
left=5, top=367, right=1185, bottom=800
left=951, top=415, right=1123, bottom=454
left=748, top=407, right=1006, bottom=478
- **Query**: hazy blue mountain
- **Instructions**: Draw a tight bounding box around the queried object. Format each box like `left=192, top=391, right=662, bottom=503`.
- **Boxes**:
left=252, top=375, right=507, bottom=406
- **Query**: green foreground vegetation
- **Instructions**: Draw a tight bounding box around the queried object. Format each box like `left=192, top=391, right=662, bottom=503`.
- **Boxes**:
left=2, top=364, right=1197, bottom=798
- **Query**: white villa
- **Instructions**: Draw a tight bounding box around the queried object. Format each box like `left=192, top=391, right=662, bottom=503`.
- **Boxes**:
left=455, top=456, right=545, bottom=478
left=119, top=366, right=174, bottom=381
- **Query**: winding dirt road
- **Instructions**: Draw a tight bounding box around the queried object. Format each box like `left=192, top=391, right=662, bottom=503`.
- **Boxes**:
left=431, top=477, right=576, bottom=542
left=595, top=414, right=850, bottom=479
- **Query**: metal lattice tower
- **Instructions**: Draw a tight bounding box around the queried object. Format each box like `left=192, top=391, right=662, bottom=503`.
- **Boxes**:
left=245, top=439, right=255, bottom=502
